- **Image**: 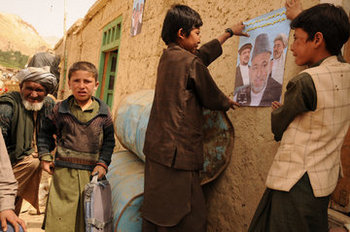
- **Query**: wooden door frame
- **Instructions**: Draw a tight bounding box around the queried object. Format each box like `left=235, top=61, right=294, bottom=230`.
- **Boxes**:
left=99, top=52, right=110, bottom=99
left=96, top=16, right=122, bottom=106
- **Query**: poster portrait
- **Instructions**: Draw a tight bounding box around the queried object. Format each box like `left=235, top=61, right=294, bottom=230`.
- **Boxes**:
left=130, top=0, right=145, bottom=37
left=234, top=8, right=291, bottom=107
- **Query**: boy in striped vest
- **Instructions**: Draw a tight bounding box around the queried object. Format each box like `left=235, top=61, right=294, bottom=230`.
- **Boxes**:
left=249, top=3, right=350, bottom=232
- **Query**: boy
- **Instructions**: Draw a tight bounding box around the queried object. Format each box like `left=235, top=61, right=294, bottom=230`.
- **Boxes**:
left=249, top=3, right=350, bottom=232
left=142, top=4, right=248, bottom=232
left=38, top=61, right=115, bottom=232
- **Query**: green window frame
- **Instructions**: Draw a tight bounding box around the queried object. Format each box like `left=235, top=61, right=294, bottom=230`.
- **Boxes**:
left=96, top=16, right=122, bottom=108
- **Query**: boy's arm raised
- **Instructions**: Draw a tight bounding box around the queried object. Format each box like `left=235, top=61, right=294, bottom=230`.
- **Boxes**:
left=191, top=58, right=232, bottom=111
left=285, top=0, right=302, bottom=20
left=197, top=22, right=249, bottom=66
left=217, top=22, right=249, bottom=45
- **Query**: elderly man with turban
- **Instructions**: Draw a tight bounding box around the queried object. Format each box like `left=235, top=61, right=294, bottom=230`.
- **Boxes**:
left=0, top=66, right=57, bottom=215
left=27, top=52, right=61, bottom=98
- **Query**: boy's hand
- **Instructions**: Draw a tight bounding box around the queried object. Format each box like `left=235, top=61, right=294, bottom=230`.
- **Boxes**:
left=92, top=165, right=106, bottom=179
left=229, top=98, right=240, bottom=109
left=0, top=209, right=27, bottom=232
left=271, top=101, right=282, bottom=111
left=230, top=22, right=249, bottom=37
left=41, top=161, right=54, bottom=175
left=218, top=22, right=249, bottom=44
left=285, top=0, right=302, bottom=20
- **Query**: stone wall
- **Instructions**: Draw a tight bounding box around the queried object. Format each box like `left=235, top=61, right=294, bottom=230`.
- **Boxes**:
left=53, top=0, right=339, bottom=231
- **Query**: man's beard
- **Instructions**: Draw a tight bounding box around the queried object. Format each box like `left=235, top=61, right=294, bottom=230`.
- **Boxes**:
left=22, top=99, right=44, bottom=111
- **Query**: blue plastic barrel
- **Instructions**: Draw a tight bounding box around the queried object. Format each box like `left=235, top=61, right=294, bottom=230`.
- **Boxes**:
left=106, top=150, right=144, bottom=232
left=115, top=89, right=234, bottom=185
left=115, top=90, right=153, bottom=162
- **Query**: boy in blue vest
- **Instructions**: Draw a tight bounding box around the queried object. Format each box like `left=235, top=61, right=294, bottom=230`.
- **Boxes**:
left=38, top=61, right=115, bottom=232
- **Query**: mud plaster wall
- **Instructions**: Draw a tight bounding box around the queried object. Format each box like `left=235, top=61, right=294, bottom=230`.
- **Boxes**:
left=54, top=0, right=323, bottom=231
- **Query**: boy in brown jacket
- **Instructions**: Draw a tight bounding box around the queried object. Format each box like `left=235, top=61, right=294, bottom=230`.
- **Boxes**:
left=142, top=4, right=248, bottom=232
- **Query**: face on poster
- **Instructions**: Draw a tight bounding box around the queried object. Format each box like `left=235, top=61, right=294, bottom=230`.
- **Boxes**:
left=130, top=0, right=145, bottom=37
left=234, top=8, right=290, bottom=107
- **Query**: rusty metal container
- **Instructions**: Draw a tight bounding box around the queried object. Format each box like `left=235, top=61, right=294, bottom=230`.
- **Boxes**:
left=106, top=150, right=144, bottom=232
left=115, top=89, right=234, bottom=185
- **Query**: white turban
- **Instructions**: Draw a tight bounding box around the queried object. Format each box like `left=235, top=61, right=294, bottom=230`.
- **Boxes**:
left=274, top=33, right=288, bottom=47
left=15, top=66, right=57, bottom=94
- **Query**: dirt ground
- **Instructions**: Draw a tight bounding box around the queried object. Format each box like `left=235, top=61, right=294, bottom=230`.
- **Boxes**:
left=17, top=201, right=350, bottom=232
left=19, top=201, right=44, bottom=232
left=18, top=171, right=50, bottom=232
left=15, top=171, right=350, bottom=232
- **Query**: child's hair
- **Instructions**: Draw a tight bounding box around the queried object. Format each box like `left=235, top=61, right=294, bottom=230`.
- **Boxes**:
left=68, top=61, right=98, bottom=81
left=291, top=3, right=350, bottom=56
left=161, top=4, right=203, bottom=45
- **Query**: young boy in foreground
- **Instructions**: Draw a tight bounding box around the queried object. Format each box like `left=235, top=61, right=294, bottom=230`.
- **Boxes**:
left=38, top=61, right=115, bottom=232
left=142, top=4, right=248, bottom=232
left=249, top=2, right=350, bottom=231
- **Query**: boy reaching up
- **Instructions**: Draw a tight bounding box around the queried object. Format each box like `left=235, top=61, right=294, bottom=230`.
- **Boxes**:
left=142, top=4, right=248, bottom=232
left=38, top=61, right=115, bottom=232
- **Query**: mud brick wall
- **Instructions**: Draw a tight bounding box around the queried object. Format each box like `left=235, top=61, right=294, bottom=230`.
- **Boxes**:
left=53, top=0, right=344, bottom=231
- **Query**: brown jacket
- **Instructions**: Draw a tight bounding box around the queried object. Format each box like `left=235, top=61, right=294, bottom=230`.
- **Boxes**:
left=143, top=39, right=231, bottom=171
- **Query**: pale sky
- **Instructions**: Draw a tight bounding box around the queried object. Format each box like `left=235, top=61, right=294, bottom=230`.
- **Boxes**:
left=0, top=0, right=97, bottom=38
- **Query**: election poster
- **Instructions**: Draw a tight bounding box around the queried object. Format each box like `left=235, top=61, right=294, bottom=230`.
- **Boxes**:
left=234, top=8, right=291, bottom=107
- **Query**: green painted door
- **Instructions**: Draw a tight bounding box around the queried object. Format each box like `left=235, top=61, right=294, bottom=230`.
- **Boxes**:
left=103, top=51, right=118, bottom=107
left=96, top=16, right=122, bottom=108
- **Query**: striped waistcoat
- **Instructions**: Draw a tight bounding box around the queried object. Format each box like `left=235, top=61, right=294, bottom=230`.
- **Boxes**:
left=266, top=56, right=350, bottom=197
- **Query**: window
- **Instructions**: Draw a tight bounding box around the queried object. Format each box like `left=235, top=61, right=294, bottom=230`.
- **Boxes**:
left=96, top=16, right=122, bottom=108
